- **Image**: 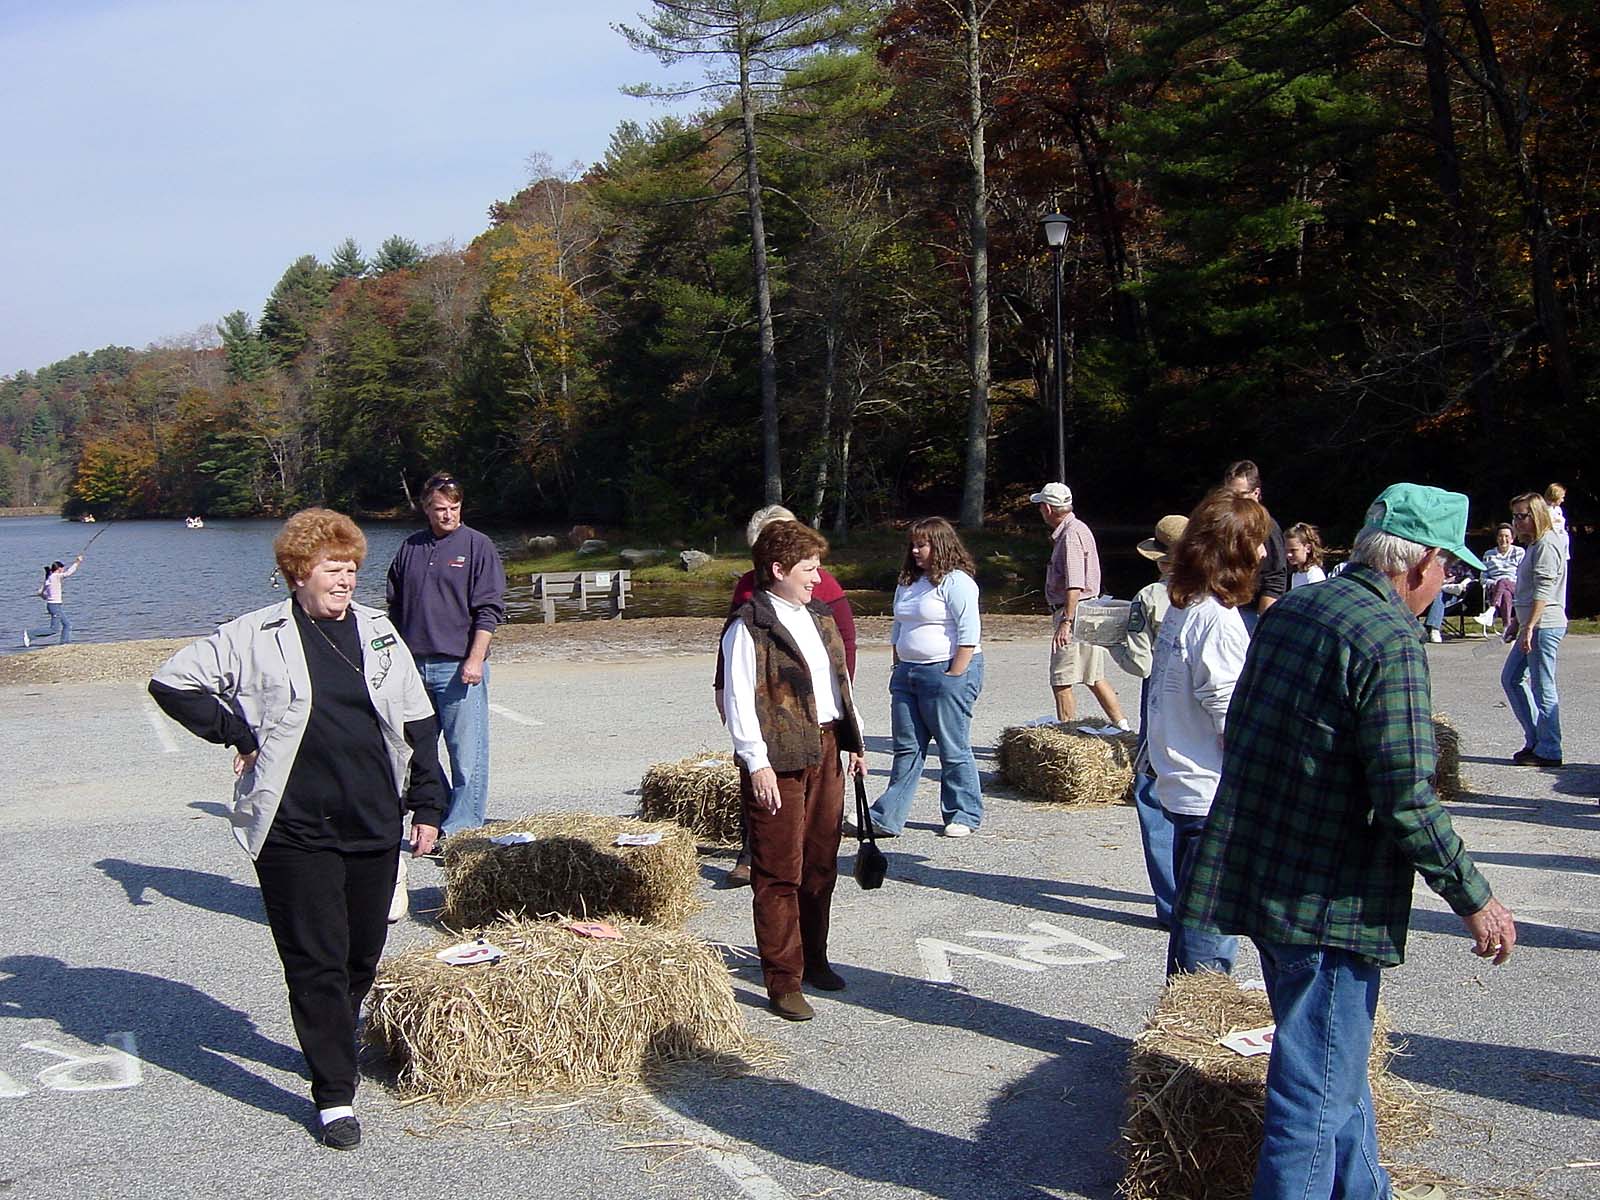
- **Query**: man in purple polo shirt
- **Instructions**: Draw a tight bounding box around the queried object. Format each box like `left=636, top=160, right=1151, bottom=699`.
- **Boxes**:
left=387, top=472, right=506, bottom=843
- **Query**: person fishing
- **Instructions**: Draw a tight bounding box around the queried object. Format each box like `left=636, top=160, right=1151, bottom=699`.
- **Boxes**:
left=25, top=555, right=83, bottom=646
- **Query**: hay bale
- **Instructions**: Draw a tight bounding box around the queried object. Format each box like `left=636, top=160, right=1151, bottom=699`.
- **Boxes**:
left=441, top=813, right=700, bottom=929
left=640, top=752, right=742, bottom=847
left=997, top=722, right=1138, bottom=806
left=1120, top=973, right=1432, bottom=1200
left=367, top=916, right=764, bottom=1102
left=1434, top=713, right=1468, bottom=803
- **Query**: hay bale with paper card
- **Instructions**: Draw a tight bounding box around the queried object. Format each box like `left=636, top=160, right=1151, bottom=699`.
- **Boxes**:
left=440, top=813, right=700, bottom=929
left=1119, top=973, right=1431, bottom=1200
left=996, top=721, right=1138, bottom=807
left=366, top=916, right=769, bottom=1102
left=639, top=751, right=742, bottom=847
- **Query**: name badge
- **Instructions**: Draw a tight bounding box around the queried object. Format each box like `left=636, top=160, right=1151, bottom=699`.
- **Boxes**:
left=371, top=634, right=397, bottom=650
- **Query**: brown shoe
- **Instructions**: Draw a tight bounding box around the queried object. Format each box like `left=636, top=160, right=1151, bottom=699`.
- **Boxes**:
left=768, top=991, right=814, bottom=1021
left=803, top=964, right=846, bottom=991
left=725, top=853, right=752, bottom=888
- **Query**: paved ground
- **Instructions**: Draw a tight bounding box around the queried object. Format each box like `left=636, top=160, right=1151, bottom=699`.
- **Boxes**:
left=1, top=628, right=1596, bottom=1199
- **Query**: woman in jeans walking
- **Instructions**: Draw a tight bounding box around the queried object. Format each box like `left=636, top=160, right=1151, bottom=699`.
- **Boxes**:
left=867, top=518, right=984, bottom=838
left=1502, top=493, right=1567, bottom=767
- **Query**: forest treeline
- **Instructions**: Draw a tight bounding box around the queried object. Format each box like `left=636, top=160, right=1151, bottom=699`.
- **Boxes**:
left=1, top=0, right=1594, bottom=539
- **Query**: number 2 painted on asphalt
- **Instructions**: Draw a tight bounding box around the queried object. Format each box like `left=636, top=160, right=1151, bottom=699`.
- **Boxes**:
left=0, top=1033, right=143, bottom=1097
left=916, top=921, right=1124, bottom=983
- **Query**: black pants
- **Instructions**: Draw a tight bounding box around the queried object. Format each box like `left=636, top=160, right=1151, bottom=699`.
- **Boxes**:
left=253, top=841, right=397, bottom=1108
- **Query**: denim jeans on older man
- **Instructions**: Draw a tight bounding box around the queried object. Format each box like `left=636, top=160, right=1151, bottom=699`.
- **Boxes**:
left=417, top=655, right=491, bottom=836
left=1501, top=625, right=1564, bottom=760
left=1250, top=940, right=1390, bottom=1200
left=868, top=654, right=984, bottom=832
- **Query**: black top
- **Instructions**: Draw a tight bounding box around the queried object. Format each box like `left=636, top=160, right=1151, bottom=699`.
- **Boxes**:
left=1254, top=517, right=1289, bottom=604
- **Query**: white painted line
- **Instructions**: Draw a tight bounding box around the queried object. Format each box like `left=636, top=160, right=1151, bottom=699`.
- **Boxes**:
left=488, top=702, right=543, bottom=727
left=143, top=701, right=180, bottom=754
left=1479, top=860, right=1600, bottom=882
left=643, top=1098, right=798, bottom=1200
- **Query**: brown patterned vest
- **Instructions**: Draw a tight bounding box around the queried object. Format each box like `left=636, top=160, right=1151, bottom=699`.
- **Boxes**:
left=730, top=590, right=864, bottom=772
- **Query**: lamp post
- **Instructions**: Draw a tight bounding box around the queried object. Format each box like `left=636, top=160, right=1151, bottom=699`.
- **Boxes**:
left=1041, top=213, right=1071, bottom=481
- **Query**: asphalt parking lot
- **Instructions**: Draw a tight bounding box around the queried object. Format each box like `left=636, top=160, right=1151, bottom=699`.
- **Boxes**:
left=1, top=632, right=1596, bottom=1199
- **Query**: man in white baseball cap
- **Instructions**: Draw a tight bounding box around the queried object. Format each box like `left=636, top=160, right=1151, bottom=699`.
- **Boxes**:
left=1032, top=483, right=1126, bottom=727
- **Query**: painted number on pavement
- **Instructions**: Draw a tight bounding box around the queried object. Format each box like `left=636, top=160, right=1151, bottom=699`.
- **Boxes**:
left=916, top=921, right=1124, bottom=983
left=0, top=1033, right=143, bottom=1097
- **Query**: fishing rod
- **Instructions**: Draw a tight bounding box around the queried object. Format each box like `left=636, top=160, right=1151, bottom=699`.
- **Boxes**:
left=74, top=522, right=111, bottom=559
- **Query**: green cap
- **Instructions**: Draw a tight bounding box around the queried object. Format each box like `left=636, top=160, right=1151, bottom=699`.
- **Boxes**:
left=1369, top=483, right=1485, bottom=571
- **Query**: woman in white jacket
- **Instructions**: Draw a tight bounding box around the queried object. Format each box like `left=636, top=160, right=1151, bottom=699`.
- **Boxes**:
left=1147, top=488, right=1269, bottom=977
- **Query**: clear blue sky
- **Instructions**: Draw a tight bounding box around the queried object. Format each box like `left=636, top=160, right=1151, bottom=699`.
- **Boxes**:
left=0, top=1, right=690, bottom=377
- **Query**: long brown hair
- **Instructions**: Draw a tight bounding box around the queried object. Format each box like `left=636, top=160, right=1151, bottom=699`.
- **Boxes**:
left=899, top=517, right=975, bottom=585
left=1168, top=489, right=1270, bottom=609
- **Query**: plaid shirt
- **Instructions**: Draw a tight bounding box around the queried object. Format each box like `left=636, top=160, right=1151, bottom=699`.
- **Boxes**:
left=1177, top=564, right=1492, bottom=966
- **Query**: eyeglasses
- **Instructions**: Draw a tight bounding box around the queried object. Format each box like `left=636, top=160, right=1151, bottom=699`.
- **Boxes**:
left=1511, top=511, right=1533, bottom=520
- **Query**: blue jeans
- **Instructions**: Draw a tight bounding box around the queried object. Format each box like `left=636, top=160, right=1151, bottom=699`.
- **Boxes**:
left=868, top=655, right=984, bottom=832
left=1166, top=811, right=1237, bottom=976
left=417, top=656, right=491, bottom=836
left=29, top=603, right=71, bottom=644
left=1251, top=940, right=1389, bottom=1200
left=1133, top=771, right=1177, bottom=928
left=1501, top=626, right=1564, bottom=759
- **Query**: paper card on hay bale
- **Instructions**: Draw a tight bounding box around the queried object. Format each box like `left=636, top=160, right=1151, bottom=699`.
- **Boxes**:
left=639, top=751, right=742, bottom=847
left=1433, top=713, right=1468, bottom=804
left=1120, top=973, right=1431, bottom=1200
left=366, top=916, right=768, bottom=1103
left=441, top=813, right=701, bottom=930
left=997, top=721, right=1139, bottom=807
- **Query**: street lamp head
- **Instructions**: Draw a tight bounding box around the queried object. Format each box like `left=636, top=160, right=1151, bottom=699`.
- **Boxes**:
left=1041, top=213, right=1071, bottom=247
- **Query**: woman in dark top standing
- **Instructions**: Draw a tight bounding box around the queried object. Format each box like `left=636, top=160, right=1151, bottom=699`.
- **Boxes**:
left=149, top=508, right=445, bottom=1151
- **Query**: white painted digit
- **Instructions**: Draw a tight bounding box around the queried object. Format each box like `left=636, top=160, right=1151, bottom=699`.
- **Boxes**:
left=915, top=938, right=1048, bottom=984
left=0, top=1066, right=27, bottom=1099
left=23, top=1032, right=143, bottom=1092
left=970, top=919, right=1126, bottom=966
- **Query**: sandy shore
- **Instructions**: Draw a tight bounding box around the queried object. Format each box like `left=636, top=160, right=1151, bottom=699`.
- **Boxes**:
left=0, top=613, right=1054, bottom=686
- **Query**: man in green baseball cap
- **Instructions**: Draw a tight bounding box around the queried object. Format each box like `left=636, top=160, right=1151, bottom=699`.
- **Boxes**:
left=1174, top=481, right=1514, bottom=1200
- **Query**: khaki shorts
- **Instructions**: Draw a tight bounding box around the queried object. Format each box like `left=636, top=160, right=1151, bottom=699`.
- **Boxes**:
left=1050, top=611, right=1108, bottom=686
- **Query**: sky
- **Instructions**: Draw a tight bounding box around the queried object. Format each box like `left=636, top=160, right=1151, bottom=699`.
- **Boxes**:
left=0, top=1, right=692, bottom=377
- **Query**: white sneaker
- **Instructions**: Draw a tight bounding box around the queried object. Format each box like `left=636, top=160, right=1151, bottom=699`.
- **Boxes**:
left=1115, top=718, right=1132, bottom=732
left=21, top=630, right=29, bottom=648
left=388, top=851, right=409, bottom=923
left=1428, top=628, right=1442, bottom=643
left=942, top=823, right=973, bottom=839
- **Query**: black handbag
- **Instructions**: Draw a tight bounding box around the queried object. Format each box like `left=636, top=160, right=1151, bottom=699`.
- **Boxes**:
left=852, top=774, right=888, bottom=890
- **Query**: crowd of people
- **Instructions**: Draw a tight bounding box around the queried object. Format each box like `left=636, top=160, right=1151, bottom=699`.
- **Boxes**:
left=134, top=461, right=1564, bottom=1199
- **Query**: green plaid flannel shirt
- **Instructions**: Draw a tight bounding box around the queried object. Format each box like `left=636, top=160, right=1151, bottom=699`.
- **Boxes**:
left=1178, top=564, right=1492, bottom=966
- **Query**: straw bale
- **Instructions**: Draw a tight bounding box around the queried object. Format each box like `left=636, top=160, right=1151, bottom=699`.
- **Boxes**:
left=997, top=722, right=1138, bottom=807
left=1120, top=973, right=1432, bottom=1200
left=367, top=916, right=765, bottom=1103
left=1433, top=713, right=1469, bottom=804
left=639, top=752, right=743, bottom=847
left=441, top=813, right=701, bottom=929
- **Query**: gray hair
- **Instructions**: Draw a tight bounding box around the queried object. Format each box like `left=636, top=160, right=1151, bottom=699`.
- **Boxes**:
left=1347, top=501, right=1428, bottom=575
left=746, top=504, right=796, bottom=547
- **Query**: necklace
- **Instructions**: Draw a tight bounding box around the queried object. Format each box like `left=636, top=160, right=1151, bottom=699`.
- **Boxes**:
left=303, top=608, right=364, bottom=677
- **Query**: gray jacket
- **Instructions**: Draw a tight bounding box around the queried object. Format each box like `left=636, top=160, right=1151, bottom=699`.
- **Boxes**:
left=151, top=599, right=436, bottom=858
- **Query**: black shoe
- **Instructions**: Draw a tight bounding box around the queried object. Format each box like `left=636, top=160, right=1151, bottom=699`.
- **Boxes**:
left=319, top=1116, right=361, bottom=1150
left=1526, top=754, right=1563, bottom=768
left=1511, top=747, right=1538, bottom=765
left=725, top=852, right=752, bottom=888
left=803, top=964, right=846, bottom=991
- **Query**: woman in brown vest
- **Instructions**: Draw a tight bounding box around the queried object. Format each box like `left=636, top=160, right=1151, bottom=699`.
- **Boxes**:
left=719, top=520, right=866, bottom=1021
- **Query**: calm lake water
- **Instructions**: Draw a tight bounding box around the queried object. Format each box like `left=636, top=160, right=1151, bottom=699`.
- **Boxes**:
left=2, top=516, right=1150, bottom=654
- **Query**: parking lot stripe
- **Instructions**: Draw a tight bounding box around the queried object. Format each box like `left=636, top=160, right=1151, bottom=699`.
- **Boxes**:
left=644, top=1099, right=798, bottom=1200
left=143, top=700, right=179, bottom=754
left=488, top=702, right=543, bottom=727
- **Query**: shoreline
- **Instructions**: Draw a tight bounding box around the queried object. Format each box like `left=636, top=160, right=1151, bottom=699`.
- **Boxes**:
left=0, top=613, right=1055, bottom=686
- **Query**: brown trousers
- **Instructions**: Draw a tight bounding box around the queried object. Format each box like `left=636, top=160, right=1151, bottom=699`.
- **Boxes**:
left=743, top=725, right=844, bottom=995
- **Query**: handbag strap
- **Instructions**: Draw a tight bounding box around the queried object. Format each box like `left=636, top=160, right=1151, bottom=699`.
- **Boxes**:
left=854, top=773, right=877, bottom=847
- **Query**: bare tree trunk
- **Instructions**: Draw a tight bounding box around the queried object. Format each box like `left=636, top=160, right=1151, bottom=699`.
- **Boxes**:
left=833, top=404, right=854, bottom=537
left=957, top=0, right=990, bottom=531
left=811, top=323, right=839, bottom=527
left=739, top=32, right=783, bottom=503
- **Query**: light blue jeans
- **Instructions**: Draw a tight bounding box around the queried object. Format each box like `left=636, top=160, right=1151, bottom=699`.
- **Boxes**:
left=868, top=654, right=984, bottom=832
left=417, top=655, right=491, bottom=836
left=29, top=603, right=71, bottom=644
left=1133, top=771, right=1177, bottom=929
left=1166, top=811, right=1237, bottom=977
left=1251, top=940, right=1389, bottom=1200
left=1501, top=625, right=1564, bottom=759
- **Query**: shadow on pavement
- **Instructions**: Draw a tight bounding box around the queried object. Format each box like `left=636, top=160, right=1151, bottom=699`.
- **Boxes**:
left=0, top=954, right=307, bottom=1120
left=1409, top=906, right=1600, bottom=952
left=1470, top=849, right=1600, bottom=876
left=661, top=960, right=1128, bottom=1199
left=94, top=858, right=266, bottom=925
left=1445, top=790, right=1600, bottom=833
left=1389, top=1031, right=1600, bottom=1120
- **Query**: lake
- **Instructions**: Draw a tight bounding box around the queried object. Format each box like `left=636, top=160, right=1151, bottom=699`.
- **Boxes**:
left=2, top=516, right=1150, bottom=654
